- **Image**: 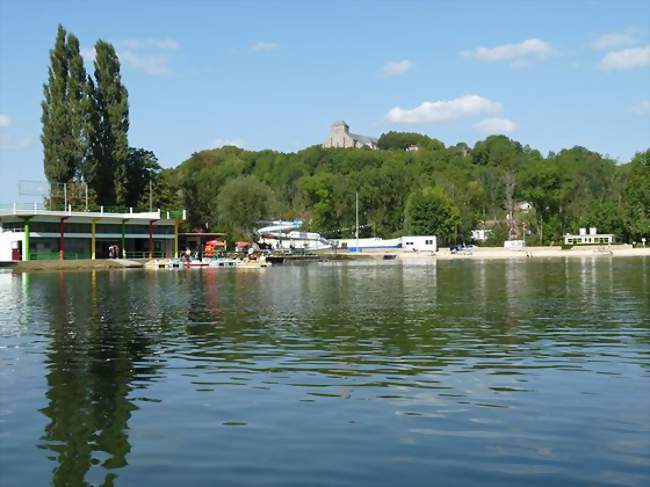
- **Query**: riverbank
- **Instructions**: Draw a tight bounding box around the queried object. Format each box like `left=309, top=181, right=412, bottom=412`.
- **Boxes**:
left=14, top=258, right=144, bottom=272
left=326, top=245, right=650, bottom=261
left=430, top=245, right=650, bottom=260
left=6, top=246, right=649, bottom=272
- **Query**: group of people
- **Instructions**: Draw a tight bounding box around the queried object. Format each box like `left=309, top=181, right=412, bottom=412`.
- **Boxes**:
left=107, top=244, right=121, bottom=259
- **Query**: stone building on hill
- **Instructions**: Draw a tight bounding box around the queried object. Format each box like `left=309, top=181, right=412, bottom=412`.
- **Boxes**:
left=322, top=121, right=378, bottom=149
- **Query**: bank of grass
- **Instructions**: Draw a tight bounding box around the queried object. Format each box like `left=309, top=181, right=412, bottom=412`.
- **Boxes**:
left=15, top=259, right=143, bottom=272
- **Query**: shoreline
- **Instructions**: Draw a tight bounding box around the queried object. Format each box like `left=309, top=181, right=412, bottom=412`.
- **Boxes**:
left=427, top=246, right=650, bottom=261
left=4, top=246, right=649, bottom=272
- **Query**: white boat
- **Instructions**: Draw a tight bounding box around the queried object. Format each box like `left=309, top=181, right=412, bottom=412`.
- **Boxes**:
left=208, top=258, right=238, bottom=268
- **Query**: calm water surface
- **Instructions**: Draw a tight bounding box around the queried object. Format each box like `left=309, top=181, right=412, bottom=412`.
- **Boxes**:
left=1, top=258, right=649, bottom=486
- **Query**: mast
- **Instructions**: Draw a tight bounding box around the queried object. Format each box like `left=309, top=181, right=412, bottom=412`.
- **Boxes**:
left=355, top=191, right=359, bottom=251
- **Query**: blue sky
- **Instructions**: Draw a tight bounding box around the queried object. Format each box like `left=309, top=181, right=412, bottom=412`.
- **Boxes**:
left=1, top=0, right=649, bottom=202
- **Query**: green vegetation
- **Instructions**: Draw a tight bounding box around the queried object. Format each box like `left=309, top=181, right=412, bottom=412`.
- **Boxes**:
left=41, top=25, right=157, bottom=209
left=405, top=187, right=460, bottom=243
left=40, top=26, right=648, bottom=244
left=163, top=141, right=648, bottom=243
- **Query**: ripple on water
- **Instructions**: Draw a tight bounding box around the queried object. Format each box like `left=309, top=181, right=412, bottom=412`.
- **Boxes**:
left=0, top=260, right=649, bottom=486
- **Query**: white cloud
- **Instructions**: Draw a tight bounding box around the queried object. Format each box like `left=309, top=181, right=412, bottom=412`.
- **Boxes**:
left=0, top=113, right=33, bottom=149
left=119, top=38, right=179, bottom=50
left=592, top=29, right=637, bottom=49
left=252, top=41, right=278, bottom=52
left=120, top=50, right=172, bottom=76
left=599, top=45, right=650, bottom=70
left=461, top=38, right=554, bottom=67
left=633, top=100, right=650, bottom=116
left=80, top=47, right=96, bottom=62
left=474, top=117, right=517, bottom=134
left=0, top=133, right=33, bottom=150
left=211, top=138, right=246, bottom=149
left=0, top=113, right=10, bottom=129
left=385, top=94, right=501, bottom=124
left=381, top=59, right=415, bottom=77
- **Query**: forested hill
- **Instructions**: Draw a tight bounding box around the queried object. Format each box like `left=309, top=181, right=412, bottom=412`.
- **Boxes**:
left=160, top=133, right=648, bottom=245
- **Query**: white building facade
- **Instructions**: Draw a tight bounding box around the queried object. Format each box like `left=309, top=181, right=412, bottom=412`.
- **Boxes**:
left=564, top=227, right=614, bottom=245
left=0, top=205, right=183, bottom=262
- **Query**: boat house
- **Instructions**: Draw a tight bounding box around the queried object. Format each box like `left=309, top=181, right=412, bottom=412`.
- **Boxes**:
left=0, top=204, right=184, bottom=262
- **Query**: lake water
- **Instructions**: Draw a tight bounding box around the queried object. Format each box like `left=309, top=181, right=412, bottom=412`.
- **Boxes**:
left=1, top=258, right=649, bottom=486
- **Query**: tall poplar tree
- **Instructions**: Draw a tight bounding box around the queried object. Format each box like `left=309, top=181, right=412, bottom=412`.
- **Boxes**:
left=41, top=25, right=72, bottom=183
left=65, top=33, right=89, bottom=180
left=87, top=40, right=129, bottom=206
left=41, top=25, right=89, bottom=197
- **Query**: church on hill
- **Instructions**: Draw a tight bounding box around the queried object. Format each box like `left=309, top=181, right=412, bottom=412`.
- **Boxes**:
left=322, top=120, right=378, bottom=150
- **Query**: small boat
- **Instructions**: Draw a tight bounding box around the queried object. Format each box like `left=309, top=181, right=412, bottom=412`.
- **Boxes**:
left=236, top=256, right=272, bottom=269
left=188, top=259, right=209, bottom=268
left=208, top=258, right=238, bottom=268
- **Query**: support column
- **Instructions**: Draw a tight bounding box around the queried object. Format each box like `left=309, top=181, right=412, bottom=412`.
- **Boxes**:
left=23, top=220, right=30, bottom=261
left=148, top=219, right=159, bottom=259
left=91, top=219, right=97, bottom=260
left=174, top=221, right=179, bottom=258
left=59, top=217, right=69, bottom=260
left=121, top=220, right=126, bottom=259
left=148, top=221, right=153, bottom=260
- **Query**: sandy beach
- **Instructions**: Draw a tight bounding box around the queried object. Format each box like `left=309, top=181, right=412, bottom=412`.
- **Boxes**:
left=397, top=245, right=650, bottom=261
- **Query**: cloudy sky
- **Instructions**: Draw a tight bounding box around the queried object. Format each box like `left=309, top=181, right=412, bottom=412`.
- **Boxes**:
left=1, top=0, right=649, bottom=201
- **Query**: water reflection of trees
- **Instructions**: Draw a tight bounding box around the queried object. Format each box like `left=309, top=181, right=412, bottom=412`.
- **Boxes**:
left=179, top=261, right=650, bottom=373
left=34, top=271, right=165, bottom=486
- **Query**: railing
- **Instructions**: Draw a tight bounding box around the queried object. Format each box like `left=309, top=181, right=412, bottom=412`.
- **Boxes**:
left=0, top=203, right=186, bottom=220
left=124, top=251, right=166, bottom=259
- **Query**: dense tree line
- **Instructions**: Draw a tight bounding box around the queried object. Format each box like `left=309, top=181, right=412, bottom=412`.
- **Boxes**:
left=164, top=136, right=648, bottom=245
left=41, top=25, right=159, bottom=209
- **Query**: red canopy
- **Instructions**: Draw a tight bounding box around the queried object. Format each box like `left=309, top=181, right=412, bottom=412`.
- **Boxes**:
left=205, top=240, right=226, bottom=247
left=236, top=241, right=252, bottom=247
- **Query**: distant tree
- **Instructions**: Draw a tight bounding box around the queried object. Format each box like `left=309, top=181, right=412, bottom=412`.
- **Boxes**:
left=123, top=148, right=161, bottom=208
left=520, top=160, right=562, bottom=244
left=377, top=131, right=445, bottom=151
left=217, top=176, right=276, bottom=239
left=86, top=40, right=129, bottom=206
left=404, top=187, right=460, bottom=244
left=622, top=149, right=650, bottom=241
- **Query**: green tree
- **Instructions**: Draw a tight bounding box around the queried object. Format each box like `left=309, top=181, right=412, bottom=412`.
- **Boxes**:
left=404, top=187, right=460, bottom=244
left=65, top=32, right=89, bottom=182
left=41, top=25, right=85, bottom=183
left=124, top=148, right=161, bottom=208
left=377, top=131, right=445, bottom=151
left=217, top=176, right=277, bottom=239
left=87, top=40, right=129, bottom=206
left=622, top=150, right=650, bottom=241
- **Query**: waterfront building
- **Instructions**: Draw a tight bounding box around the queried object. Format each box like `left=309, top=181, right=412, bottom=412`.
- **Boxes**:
left=564, top=227, right=614, bottom=245
left=322, top=121, right=378, bottom=149
left=0, top=204, right=184, bottom=261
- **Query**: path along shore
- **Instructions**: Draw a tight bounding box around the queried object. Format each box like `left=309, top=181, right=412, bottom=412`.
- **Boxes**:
left=424, top=245, right=650, bottom=260
left=5, top=246, right=649, bottom=272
